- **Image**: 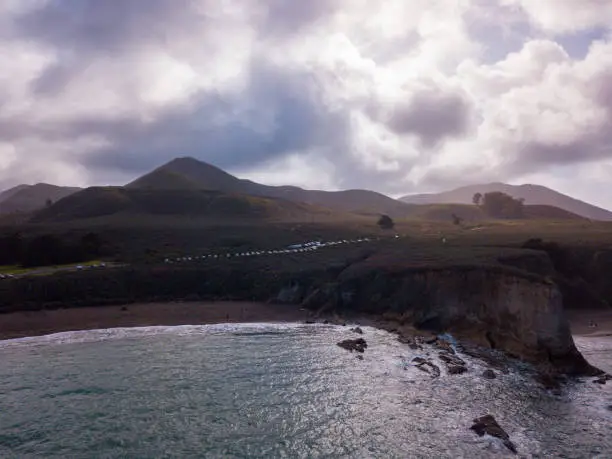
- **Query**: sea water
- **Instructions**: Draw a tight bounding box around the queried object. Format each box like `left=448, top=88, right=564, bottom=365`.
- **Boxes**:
left=0, top=324, right=610, bottom=458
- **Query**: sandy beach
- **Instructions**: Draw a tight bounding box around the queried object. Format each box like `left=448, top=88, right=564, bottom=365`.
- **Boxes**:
left=567, top=309, right=612, bottom=337
left=2, top=301, right=612, bottom=344
left=0, top=301, right=312, bottom=341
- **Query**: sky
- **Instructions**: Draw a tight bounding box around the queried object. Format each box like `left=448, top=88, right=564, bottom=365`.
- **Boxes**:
left=1, top=0, right=612, bottom=208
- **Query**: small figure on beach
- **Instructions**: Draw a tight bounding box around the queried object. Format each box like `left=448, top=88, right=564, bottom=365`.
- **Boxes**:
left=589, top=320, right=598, bottom=328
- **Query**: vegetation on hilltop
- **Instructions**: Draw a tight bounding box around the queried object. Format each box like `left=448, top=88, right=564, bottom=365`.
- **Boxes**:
left=29, top=187, right=334, bottom=223
left=400, top=182, right=612, bottom=221
left=127, top=157, right=417, bottom=217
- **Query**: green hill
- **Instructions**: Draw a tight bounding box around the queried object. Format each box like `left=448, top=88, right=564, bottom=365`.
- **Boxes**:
left=0, top=183, right=81, bottom=214
left=400, top=182, right=612, bottom=221
left=404, top=203, right=585, bottom=222
left=127, top=157, right=415, bottom=217
left=30, top=187, right=336, bottom=223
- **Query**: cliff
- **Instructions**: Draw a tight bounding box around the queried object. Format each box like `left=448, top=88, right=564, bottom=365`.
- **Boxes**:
left=0, top=247, right=601, bottom=376
left=297, top=253, right=596, bottom=375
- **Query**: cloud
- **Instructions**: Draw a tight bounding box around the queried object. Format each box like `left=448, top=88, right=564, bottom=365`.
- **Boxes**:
left=381, top=89, right=473, bottom=147
left=504, top=0, right=612, bottom=34
left=1, top=0, right=612, bottom=208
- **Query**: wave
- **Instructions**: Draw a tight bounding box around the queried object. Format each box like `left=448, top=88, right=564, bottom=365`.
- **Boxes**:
left=0, top=322, right=362, bottom=349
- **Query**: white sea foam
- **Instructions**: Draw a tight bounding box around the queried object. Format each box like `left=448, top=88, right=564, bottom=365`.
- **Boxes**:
left=0, top=323, right=373, bottom=349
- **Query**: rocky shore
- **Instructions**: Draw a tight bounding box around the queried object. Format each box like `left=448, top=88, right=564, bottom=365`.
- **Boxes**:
left=0, top=245, right=607, bottom=379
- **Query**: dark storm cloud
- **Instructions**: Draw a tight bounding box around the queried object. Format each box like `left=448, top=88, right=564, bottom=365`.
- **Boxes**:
left=386, top=91, right=473, bottom=147
left=77, top=60, right=351, bottom=179
left=12, top=0, right=206, bottom=53
left=259, top=0, right=341, bottom=36
left=4, top=0, right=355, bottom=185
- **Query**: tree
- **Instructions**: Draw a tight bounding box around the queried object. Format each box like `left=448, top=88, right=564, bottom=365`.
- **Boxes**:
left=377, top=214, right=395, bottom=230
left=472, top=192, right=482, bottom=206
left=481, top=191, right=524, bottom=219
left=451, top=213, right=463, bottom=226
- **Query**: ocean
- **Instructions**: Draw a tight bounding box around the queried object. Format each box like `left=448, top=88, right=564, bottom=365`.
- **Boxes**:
left=1, top=324, right=610, bottom=458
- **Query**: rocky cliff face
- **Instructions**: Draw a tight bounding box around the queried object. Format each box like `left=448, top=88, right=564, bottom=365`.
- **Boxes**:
left=297, top=253, right=600, bottom=376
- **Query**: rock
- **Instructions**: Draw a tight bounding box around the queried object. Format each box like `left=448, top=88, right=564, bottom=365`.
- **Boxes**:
left=470, top=415, right=517, bottom=454
left=306, top=261, right=601, bottom=376
left=120, top=306, right=128, bottom=311
left=593, top=374, right=612, bottom=385
left=304, top=320, right=315, bottom=324
left=356, top=355, right=364, bottom=360
left=482, top=369, right=497, bottom=379
left=434, top=338, right=456, bottom=354
left=438, top=352, right=467, bottom=375
left=398, top=334, right=425, bottom=350
left=535, top=372, right=563, bottom=390
left=412, top=357, right=441, bottom=378
left=350, top=327, right=364, bottom=334
left=323, top=319, right=330, bottom=324
left=439, top=352, right=465, bottom=366
left=447, top=365, right=468, bottom=375
left=337, top=338, right=368, bottom=353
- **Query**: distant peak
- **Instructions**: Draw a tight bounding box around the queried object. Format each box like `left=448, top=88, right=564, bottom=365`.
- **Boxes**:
left=168, top=156, right=207, bottom=164
left=164, top=156, right=224, bottom=170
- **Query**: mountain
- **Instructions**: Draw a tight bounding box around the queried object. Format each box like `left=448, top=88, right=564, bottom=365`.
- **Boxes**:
left=127, top=157, right=415, bottom=217
left=399, top=183, right=612, bottom=221
left=0, top=184, right=30, bottom=203
left=31, top=187, right=335, bottom=223
left=403, top=203, right=584, bottom=222
left=0, top=183, right=81, bottom=214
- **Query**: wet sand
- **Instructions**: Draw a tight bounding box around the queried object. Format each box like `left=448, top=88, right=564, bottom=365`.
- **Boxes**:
left=3, top=302, right=611, bottom=343
left=568, top=309, right=612, bottom=337
left=0, top=302, right=311, bottom=341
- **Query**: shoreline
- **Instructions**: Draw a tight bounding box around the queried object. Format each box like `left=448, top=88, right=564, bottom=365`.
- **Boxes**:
left=0, top=301, right=313, bottom=342
left=566, top=310, right=612, bottom=338
left=2, top=302, right=611, bottom=342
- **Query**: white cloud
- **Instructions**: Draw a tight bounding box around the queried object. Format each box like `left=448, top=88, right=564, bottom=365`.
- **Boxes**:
left=0, top=0, right=611, bottom=209
left=503, top=0, right=612, bottom=33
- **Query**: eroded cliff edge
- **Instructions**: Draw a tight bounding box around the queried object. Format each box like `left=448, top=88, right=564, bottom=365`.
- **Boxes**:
left=294, top=253, right=599, bottom=375
left=0, top=245, right=603, bottom=375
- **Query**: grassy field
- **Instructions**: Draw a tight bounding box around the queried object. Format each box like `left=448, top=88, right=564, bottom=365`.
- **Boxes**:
left=0, top=216, right=610, bottom=312
left=0, top=260, right=104, bottom=276
left=4, top=215, right=612, bottom=265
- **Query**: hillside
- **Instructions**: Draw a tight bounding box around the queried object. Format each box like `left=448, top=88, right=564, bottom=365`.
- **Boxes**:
left=0, top=183, right=81, bottom=214
left=0, top=184, right=30, bottom=203
left=127, top=157, right=415, bottom=217
left=30, top=187, right=337, bottom=223
left=400, top=183, right=612, bottom=221
left=404, top=203, right=585, bottom=221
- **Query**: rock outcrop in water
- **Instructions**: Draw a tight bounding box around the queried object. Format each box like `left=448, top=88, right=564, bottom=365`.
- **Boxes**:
left=412, top=357, right=441, bottom=378
left=299, top=251, right=602, bottom=376
left=470, top=415, right=517, bottom=454
left=337, top=338, right=368, bottom=353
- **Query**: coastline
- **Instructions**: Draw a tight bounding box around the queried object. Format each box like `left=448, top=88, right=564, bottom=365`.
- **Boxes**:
left=2, top=302, right=610, bottom=377
left=0, top=301, right=312, bottom=341
left=2, top=301, right=611, bottom=342
left=567, top=310, right=612, bottom=337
